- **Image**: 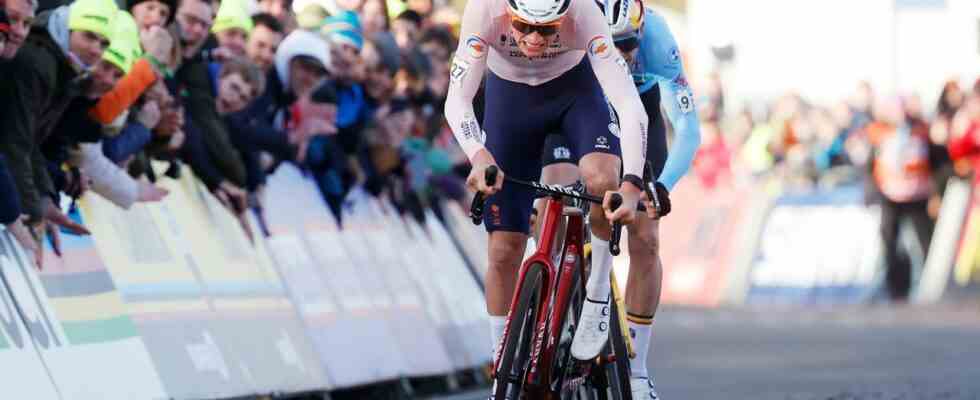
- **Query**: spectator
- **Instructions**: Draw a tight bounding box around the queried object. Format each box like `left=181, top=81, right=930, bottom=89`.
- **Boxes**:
left=128, top=0, right=175, bottom=30
left=0, top=0, right=114, bottom=240
left=936, top=79, right=964, bottom=121
left=692, top=121, right=730, bottom=190
left=1, top=0, right=34, bottom=60
left=867, top=96, right=935, bottom=301
left=949, top=86, right=980, bottom=187
left=76, top=11, right=170, bottom=208
left=0, top=8, right=23, bottom=225
left=359, top=0, right=388, bottom=37
left=211, top=0, right=252, bottom=57
left=292, top=0, right=339, bottom=30
left=245, top=12, right=283, bottom=72
left=390, top=9, right=420, bottom=50
left=257, top=0, right=290, bottom=25
left=174, top=0, right=250, bottom=202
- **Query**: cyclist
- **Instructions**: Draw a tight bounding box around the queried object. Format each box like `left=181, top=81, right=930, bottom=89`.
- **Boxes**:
left=443, top=0, right=651, bottom=390
left=539, top=0, right=701, bottom=397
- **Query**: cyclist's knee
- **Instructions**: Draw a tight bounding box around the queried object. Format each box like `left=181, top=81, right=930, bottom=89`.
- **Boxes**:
left=579, top=162, right=618, bottom=195
left=488, top=233, right=527, bottom=272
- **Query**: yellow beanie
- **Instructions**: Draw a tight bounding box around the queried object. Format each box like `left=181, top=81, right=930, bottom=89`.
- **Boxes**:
left=102, top=10, right=141, bottom=73
left=68, top=0, right=119, bottom=40
left=292, top=0, right=338, bottom=30
left=212, top=0, right=254, bottom=34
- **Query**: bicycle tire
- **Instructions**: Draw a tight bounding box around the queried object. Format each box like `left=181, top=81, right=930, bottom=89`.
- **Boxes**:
left=552, top=259, right=585, bottom=399
left=493, top=263, right=545, bottom=400
left=605, top=297, right=632, bottom=399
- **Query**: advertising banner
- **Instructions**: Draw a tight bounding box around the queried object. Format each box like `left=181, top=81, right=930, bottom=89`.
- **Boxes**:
left=746, top=185, right=883, bottom=304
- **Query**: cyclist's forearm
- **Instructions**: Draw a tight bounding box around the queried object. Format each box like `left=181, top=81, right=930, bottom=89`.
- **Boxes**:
left=657, top=77, right=701, bottom=190
left=445, top=0, right=492, bottom=162
left=592, top=52, right=649, bottom=177
left=445, top=77, right=486, bottom=160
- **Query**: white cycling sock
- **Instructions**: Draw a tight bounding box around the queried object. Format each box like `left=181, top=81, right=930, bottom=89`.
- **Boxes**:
left=628, top=319, right=653, bottom=378
left=586, top=234, right=612, bottom=302
left=490, top=315, right=507, bottom=363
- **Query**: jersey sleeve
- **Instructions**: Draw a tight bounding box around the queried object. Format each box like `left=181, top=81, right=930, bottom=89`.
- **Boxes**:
left=443, top=0, right=492, bottom=161
left=576, top=4, right=649, bottom=178
left=656, top=73, right=701, bottom=190
left=643, top=10, right=701, bottom=190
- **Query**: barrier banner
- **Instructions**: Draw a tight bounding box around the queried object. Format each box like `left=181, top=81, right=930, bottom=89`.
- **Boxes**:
left=0, top=231, right=71, bottom=400
left=81, top=169, right=327, bottom=399
left=950, top=186, right=980, bottom=296
left=746, top=184, right=883, bottom=304
left=422, top=210, right=491, bottom=368
left=342, top=192, right=455, bottom=376
left=262, top=165, right=409, bottom=387
left=27, top=206, right=166, bottom=400
left=439, top=201, right=490, bottom=286
left=914, top=179, right=974, bottom=302
left=657, top=177, right=761, bottom=306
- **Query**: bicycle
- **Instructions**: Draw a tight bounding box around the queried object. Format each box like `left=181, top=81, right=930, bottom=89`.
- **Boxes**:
left=470, top=166, right=649, bottom=400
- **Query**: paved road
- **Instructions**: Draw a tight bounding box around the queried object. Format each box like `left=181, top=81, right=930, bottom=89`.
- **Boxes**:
left=441, top=303, right=980, bottom=400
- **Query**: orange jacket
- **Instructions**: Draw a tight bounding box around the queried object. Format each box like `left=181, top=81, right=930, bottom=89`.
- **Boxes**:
left=867, top=121, right=933, bottom=202
left=88, top=58, right=158, bottom=125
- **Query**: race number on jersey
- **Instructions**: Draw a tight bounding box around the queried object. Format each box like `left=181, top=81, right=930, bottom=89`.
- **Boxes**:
left=673, top=75, right=694, bottom=114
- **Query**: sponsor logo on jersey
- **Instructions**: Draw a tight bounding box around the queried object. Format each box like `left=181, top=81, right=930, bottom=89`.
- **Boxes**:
left=553, top=146, right=571, bottom=160
left=669, top=47, right=680, bottom=63
left=608, top=123, right=620, bottom=137
left=461, top=116, right=480, bottom=141
left=595, top=136, right=610, bottom=150
left=588, top=36, right=612, bottom=59
left=673, top=74, right=689, bottom=88
left=466, top=35, right=488, bottom=58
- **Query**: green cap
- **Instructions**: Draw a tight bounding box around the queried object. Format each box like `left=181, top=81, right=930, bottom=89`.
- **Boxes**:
left=211, top=0, right=253, bottom=34
left=69, top=0, right=119, bottom=40
left=102, top=10, right=141, bottom=73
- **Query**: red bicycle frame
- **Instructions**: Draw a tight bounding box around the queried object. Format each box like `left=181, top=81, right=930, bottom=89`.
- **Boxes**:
left=493, top=194, right=588, bottom=397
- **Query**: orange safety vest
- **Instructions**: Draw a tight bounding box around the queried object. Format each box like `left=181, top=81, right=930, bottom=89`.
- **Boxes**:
left=867, top=121, right=932, bottom=202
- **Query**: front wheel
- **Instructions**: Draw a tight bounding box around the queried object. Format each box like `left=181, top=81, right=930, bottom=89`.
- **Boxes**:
left=604, top=296, right=633, bottom=399
left=493, top=263, right=545, bottom=400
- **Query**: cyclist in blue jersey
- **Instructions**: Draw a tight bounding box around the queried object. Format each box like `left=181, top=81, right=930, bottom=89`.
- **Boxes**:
left=539, top=0, right=701, bottom=397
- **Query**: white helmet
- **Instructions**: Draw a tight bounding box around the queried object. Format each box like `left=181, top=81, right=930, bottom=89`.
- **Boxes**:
left=507, top=0, right=572, bottom=25
left=596, top=0, right=642, bottom=38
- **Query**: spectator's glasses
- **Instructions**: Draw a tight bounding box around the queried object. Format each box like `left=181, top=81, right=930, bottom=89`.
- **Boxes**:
left=510, top=16, right=561, bottom=36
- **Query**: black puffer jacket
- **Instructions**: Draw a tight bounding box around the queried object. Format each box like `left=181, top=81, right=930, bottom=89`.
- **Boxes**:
left=0, top=6, right=91, bottom=219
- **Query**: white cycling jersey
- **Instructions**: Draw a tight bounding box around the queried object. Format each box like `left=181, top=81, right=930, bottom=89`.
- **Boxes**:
left=444, top=0, right=649, bottom=178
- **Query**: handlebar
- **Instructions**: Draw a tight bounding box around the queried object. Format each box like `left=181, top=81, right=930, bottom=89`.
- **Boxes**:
left=468, top=166, right=647, bottom=256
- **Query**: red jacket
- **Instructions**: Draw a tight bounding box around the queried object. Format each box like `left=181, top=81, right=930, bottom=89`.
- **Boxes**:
left=948, top=121, right=980, bottom=186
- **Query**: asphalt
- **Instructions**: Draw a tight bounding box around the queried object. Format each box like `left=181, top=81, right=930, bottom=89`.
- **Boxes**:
left=437, top=303, right=980, bottom=400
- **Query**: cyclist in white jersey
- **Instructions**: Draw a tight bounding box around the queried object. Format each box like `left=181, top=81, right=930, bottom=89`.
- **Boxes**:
left=443, top=0, right=654, bottom=393
left=536, top=0, right=701, bottom=398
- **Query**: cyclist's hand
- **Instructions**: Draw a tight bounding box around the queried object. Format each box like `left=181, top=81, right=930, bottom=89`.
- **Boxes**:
left=603, top=184, right=642, bottom=224
left=640, top=181, right=672, bottom=219
left=467, top=149, right=503, bottom=195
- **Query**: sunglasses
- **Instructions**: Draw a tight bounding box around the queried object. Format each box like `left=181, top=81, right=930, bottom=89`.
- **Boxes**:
left=615, top=36, right=640, bottom=53
left=510, top=17, right=561, bottom=36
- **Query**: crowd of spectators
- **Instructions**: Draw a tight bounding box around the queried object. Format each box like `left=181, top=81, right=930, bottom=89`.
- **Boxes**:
left=0, top=0, right=469, bottom=267
left=690, top=74, right=980, bottom=300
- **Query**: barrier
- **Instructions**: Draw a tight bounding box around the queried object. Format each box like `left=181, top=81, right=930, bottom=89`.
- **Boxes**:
left=744, top=184, right=884, bottom=305
left=0, top=162, right=489, bottom=399
left=656, top=176, right=771, bottom=306
left=950, top=185, right=980, bottom=297
left=81, top=166, right=328, bottom=399
left=914, top=179, right=975, bottom=303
